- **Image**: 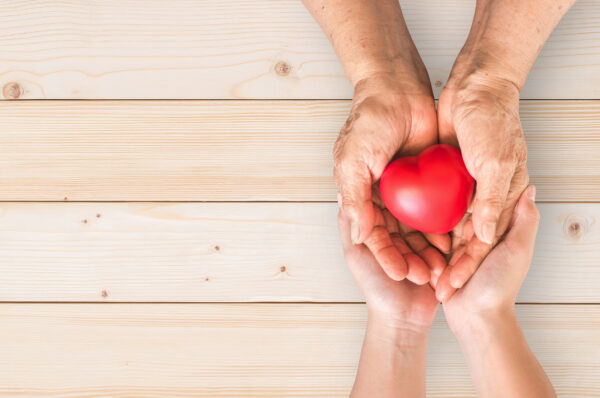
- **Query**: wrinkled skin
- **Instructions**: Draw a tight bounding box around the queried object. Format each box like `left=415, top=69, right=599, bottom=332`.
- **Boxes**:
left=334, top=71, right=450, bottom=285
left=435, top=73, right=530, bottom=301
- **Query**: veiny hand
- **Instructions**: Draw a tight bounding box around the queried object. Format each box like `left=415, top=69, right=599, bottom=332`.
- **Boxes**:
left=338, top=208, right=441, bottom=331
left=335, top=70, right=449, bottom=284
left=442, top=186, right=539, bottom=334
left=435, top=72, right=530, bottom=301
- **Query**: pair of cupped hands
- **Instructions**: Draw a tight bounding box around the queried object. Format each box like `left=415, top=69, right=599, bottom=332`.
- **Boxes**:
left=335, top=65, right=532, bottom=332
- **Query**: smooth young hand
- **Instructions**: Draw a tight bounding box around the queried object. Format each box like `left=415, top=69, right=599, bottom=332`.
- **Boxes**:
left=443, top=186, right=538, bottom=332
left=339, top=208, right=441, bottom=398
left=442, top=186, right=557, bottom=398
left=338, top=207, right=440, bottom=330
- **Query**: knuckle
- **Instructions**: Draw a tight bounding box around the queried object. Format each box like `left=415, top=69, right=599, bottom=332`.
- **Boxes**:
left=476, top=184, right=506, bottom=204
left=476, top=198, right=504, bottom=218
left=485, top=157, right=517, bottom=174
left=365, top=226, right=391, bottom=251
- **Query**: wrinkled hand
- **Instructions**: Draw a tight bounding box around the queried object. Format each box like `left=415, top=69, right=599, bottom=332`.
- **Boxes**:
left=435, top=73, right=530, bottom=301
left=335, top=71, right=449, bottom=284
left=443, top=186, right=539, bottom=334
left=338, top=208, right=440, bottom=331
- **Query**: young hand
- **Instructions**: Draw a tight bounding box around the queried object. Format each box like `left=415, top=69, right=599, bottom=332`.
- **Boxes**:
left=442, top=185, right=538, bottom=336
left=339, top=207, right=441, bottom=397
left=441, top=186, right=556, bottom=397
left=338, top=207, right=440, bottom=334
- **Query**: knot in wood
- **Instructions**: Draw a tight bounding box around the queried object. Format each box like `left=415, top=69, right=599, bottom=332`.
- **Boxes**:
left=3, top=82, right=22, bottom=99
left=562, top=214, right=591, bottom=240
left=274, top=61, right=291, bottom=76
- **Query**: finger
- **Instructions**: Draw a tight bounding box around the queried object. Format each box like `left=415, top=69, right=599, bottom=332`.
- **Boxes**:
left=419, top=247, right=446, bottom=282
left=382, top=208, right=401, bottom=235
left=448, top=237, right=492, bottom=289
left=364, top=225, right=408, bottom=281
left=423, top=232, right=451, bottom=254
left=504, top=185, right=540, bottom=257
left=435, top=246, right=467, bottom=301
left=338, top=209, right=385, bottom=283
left=335, top=158, right=375, bottom=245
left=391, top=235, right=429, bottom=285
left=399, top=229, right=446, bottom=283
left=450, top=213, right=473, bottom=252
left=435, top=269, right=456, bottom=302
left=495, top=166, right=530, bottom=239
left=471, top=163, right=514, bottom=244
left=337, top=208, right=361, bottom=253
left=449, top=244, right=467, bottom=267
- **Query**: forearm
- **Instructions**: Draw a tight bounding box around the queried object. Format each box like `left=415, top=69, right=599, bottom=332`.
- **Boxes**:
left=449, top=0, right=576, bottom=89
left=352, top=313, right=429, bottom=398
left=454, top=308, right=556, bottom=398
left=301, top=0, right=429, bottom=88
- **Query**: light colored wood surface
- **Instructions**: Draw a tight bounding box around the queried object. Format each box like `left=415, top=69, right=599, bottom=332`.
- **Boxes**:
left=0, top=304, right=598, bottom=397
left=2, top=1, right=598, bottom=395
left=1, top=100, right=599, bottom=201
left=0, top=202, right=598, bottom=303
left=0, top=0, right=598, bottom=100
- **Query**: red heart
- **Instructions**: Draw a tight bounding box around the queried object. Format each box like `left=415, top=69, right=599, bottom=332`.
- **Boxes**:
left=380, top=144, right=475, bottom=234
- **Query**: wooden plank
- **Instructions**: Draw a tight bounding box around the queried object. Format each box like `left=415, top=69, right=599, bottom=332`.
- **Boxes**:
left=1, top=202, right=598, bottom=303
left=0, top=0, right=598, bottom=100
left=1, top=100, right=599, bottom=201
left=0, top=304, right=597, bottom=396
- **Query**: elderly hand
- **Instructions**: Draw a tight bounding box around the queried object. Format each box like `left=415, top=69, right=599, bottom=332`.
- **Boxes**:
left=335, top=70, right=450, bottom=285
left=435, top=71, right=529, bottom=301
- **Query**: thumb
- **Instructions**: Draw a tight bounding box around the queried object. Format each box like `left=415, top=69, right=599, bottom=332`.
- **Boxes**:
left=504, top=185, right=540, bottom=252
left=471, top=166, right=512, bottom=244
left=336, top=163, right=375, bottom=245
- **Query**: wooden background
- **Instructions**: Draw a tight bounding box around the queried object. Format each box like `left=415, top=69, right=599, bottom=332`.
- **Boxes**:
left=1, top=0, right=599, bottom=396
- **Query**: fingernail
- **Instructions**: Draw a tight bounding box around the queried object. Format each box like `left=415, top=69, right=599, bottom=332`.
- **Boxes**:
left=526, top=185, right=536, bottom=202
left=431, top=272, right=439, bottom=288
left=351, top=222, right=361, bottom=245
left=481, top=221, right=496, bottom=244
left=450, top=274, right=464, bottom=289
left=436, top=289, right=447, bottom=303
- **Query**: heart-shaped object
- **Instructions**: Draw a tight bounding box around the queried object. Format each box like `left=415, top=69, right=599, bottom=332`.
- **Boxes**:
left=380, top=144, right=475, bottom=234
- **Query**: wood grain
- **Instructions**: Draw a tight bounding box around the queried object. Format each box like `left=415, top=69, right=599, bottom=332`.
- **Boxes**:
left=0, top=304, right=598, bottom=397
left=0, top=0, right=598, bottom=100
left=1, top=202, right=598, bottom=303
left=1, top=100, right=599, bottom=201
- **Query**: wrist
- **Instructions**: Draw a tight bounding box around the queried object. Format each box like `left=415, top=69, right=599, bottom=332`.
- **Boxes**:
left=450, top=304, right=517, bottom=343
left=440, top=61, right=520, bottom=123
left=446, top=0, right=548, bottom=93
left=446, top=45, right=525, bottom=93
left=367, top=309, right=431, bottom=350
left=351, top=54, right=432, bottom=97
